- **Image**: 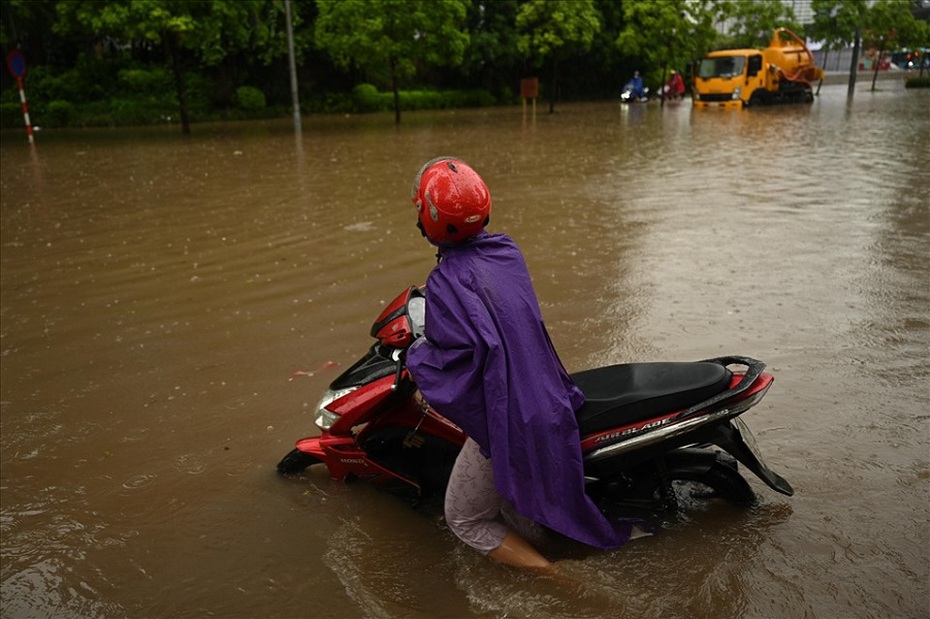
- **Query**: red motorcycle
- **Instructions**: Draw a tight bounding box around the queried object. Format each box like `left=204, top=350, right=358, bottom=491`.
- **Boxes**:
left=277, top=287, right=793, bottom=514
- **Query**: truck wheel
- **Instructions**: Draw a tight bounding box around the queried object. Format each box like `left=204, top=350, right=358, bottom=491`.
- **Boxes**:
left=749, top=90, right=769, bottom=107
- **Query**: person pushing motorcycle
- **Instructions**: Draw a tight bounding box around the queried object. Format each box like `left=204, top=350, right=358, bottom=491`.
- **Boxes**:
left=404, top=157, right=642, bottom=569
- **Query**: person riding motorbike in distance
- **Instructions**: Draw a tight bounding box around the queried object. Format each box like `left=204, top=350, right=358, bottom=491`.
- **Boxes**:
left=404, top=157, right=644, bottom=570
left=624, top=70, right=646, bottom=100
left=665, top=69, right=685, bottom=99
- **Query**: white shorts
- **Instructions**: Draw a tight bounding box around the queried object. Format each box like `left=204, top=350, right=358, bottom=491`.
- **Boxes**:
left=444, top=438, right=544, bottom=554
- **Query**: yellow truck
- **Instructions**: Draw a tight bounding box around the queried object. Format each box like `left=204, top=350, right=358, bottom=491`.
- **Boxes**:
left=692, top=28, right=824, bottom=110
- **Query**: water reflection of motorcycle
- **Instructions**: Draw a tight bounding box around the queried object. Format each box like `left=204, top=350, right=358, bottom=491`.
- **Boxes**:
left=277, top=286, right=794, bottom=521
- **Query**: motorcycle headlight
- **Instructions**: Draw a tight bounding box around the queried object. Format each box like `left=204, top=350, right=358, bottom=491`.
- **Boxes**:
left=314, top=386, right=357, bottom=430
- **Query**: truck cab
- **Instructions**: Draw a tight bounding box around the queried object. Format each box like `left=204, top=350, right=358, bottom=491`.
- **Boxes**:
left=693, top=50, right=765, bottom=110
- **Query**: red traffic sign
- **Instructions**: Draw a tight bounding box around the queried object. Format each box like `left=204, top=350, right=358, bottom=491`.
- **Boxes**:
left=7, top=49, right=28, bottom=79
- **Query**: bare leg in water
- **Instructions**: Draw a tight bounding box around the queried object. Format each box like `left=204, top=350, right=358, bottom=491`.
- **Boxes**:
left=488, top=530, right=552, bottom=570
left=446, top=439, right=650, bottom=574
left=446, top=439, right=554, bottom=571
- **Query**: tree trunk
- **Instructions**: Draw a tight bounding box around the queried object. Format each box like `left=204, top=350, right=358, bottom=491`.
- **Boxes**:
left=817, top=49, right=829, bottom=96
left=548, top=57, right=557, bottom=114
left=391, top=56, right=401, bottom=125
left=870, top=40, right=884, bottom=92
left=847, top=30, right=861, bottom=99
left=165, top=33, right=191, bottom=135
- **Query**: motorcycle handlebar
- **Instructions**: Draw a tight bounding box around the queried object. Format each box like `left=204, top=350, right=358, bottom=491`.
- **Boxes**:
left=389, top=348, right=407, bottom=391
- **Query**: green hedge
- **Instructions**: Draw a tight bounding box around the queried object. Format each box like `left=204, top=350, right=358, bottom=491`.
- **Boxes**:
left=0, top=97, right=180, bottom=128
left=0, top=61, right=217, bottom=128
left=0, top=102, right=23, bottom=130
left=904, top=76, right=930, bottom=88
left=351, top=83, right=496, bottom=113
left=118, top=67, right=174, bottom=94
left=0, top=78, right=499, bottom=129
left=45, top=100, right=75, bottom=126
left=235, top=86, right=267, bottom=110
left=353, top=83, right=385, bottom=112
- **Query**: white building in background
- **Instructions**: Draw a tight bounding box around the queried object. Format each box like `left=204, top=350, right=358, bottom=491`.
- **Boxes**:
left=784, top=0, right=815, bottom=24
left=717, top=0, right=815, bottom=33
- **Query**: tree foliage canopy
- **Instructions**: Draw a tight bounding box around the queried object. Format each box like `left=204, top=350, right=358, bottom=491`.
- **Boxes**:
left=617, top=0, right=724, bottom=82
left=315, top=0, right=469, bottom=78
left=515, top=0, right=601, bottom=63
left=811, top=0, right=872, bottom=49
left=514, top=0, right=601, bottom=112
left=54, top=0, right=290, bottom=65
left=2, top=0, right=927, bottom=130
left=722, top=0, right=802, bottom=48
left=314, top=0, right=469, bottom=122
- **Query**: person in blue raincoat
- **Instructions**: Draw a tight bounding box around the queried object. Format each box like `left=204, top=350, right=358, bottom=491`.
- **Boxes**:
left=624, top=70, right=646, bottom=99
left=405, top=157, right=640, bottom=570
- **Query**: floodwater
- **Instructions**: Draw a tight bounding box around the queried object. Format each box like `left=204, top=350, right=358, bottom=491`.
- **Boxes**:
left=1, top=80, right=927, bottom=619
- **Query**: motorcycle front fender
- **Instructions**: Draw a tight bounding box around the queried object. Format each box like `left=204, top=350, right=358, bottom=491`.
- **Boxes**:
left=296, top=436, right=326, bottom=459
left=295, top=436, right=354, bottom=481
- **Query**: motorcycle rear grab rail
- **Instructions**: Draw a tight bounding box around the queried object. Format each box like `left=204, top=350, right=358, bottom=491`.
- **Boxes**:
left=672, top=356, right=767, bottom=421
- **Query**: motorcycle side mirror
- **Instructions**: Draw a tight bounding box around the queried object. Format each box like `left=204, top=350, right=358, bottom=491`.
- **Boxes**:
left=370, top=286, right=426, bottom=348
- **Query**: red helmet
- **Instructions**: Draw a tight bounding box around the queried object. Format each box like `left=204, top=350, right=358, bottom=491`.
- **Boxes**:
left=411, top=157, right=491, bottom=245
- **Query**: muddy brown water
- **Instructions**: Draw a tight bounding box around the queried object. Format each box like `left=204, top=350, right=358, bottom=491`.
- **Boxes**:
left=2, top=81, right=928, bottom=619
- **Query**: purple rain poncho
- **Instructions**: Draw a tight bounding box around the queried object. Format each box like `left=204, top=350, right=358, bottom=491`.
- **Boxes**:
left=406, top=232, right=630, bottom=550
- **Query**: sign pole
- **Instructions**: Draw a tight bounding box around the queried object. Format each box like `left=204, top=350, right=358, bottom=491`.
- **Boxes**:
left=284, top=0, right=302, bottom=135
left=16, top=77, right=34, bottom=144
left=520, top=78, right=538, bottom=123
left=6, top=50, right=33, bottom=143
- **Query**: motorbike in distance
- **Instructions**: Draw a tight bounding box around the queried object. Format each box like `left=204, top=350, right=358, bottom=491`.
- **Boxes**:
left=277, top=286, right=793, bottom=519
left=621, top=84, right=650, bottom=103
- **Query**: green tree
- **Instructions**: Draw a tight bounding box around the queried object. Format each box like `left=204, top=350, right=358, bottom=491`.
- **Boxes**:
left=457, top=0, right=521, bottom=100
left=54, top=0, right=291, bottom=134
left=864, top=0, right=925, bottom=89
left=314, top=0, right=470, bottom=124
left=812, top=0, right=871, bottom=95
left=811, top=0, right=928, bottom=93
left=914, top=18, right=930, bottom=76
left=1, top=1, right=65, bottom=66
left=723, top=0, right=802, bottom=49
left=616, top=0, right=724, bottom=99
left=570, top=0, right=626, bottom=100
left=811, top=0, right=870, bottom=48
left=808, top=0, right=848, bottom=73
left=515, top=0, right=601, bottom=113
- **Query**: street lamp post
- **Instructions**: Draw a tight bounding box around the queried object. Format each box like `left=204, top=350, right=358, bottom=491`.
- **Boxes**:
left=285, top=0, right=302, bottom=134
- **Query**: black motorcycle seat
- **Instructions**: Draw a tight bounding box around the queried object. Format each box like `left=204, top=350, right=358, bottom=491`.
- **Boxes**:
left=572, top=362, right=733, bottom=435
